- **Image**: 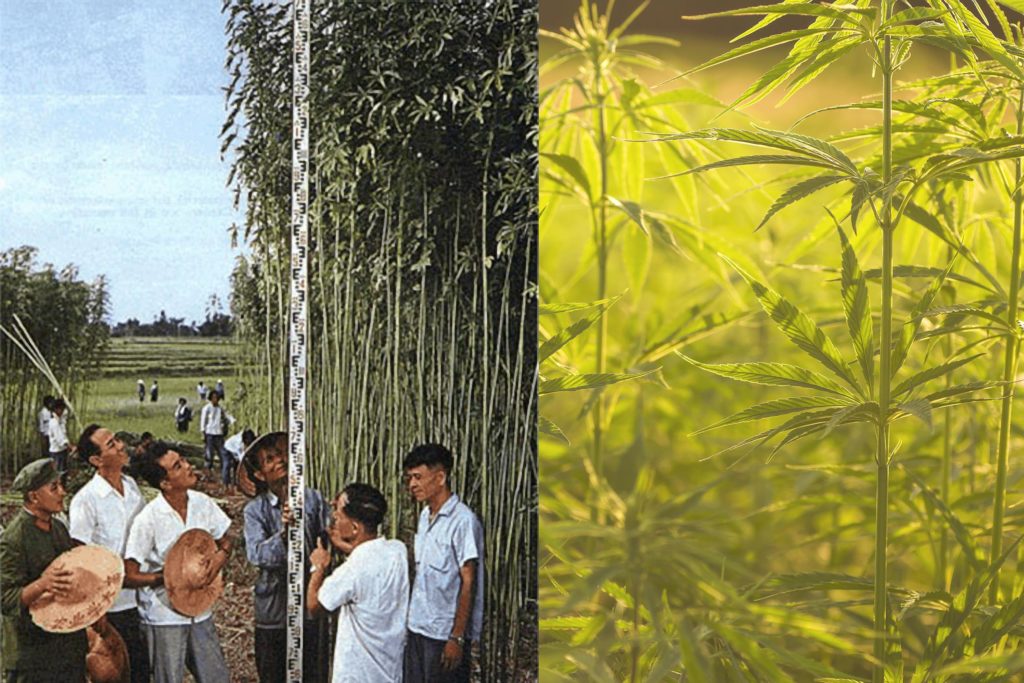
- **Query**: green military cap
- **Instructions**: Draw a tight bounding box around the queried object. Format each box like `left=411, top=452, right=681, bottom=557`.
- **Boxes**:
left=11, top=458, right=60, bottom=494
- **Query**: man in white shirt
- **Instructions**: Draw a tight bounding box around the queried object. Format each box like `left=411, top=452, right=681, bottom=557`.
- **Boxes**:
left=199, top=390, right=232, bottom=475
left=222, top=428, right=255, bottom=492
left=307, top=483, right=409, bottom=683
left=71, top=424, right=149, bottom=683
left=37, top=395, right=54, bottom=457
left=47, top=398, right=72, bottom=477
left=403, top=444, right=484, bottom=683
left=124, top=441, right=232, bottom=683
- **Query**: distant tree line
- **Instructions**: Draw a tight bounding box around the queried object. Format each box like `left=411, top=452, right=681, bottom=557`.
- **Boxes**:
left=110, top=295, right=234, bottom=338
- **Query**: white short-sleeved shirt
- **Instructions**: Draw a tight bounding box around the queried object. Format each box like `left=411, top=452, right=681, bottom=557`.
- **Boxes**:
left=47, top=415, right=69, bottom=452
left=318, top=538, right=409, bottom=683
left=125, top=490, right=231, bottom=625
left=37, top=407, right=51, bottom=434
left=69, top=473, right=146, bottom=612
left=224, top=433, right=245, bottom=458
left=408, top=494, right=484, bottom=641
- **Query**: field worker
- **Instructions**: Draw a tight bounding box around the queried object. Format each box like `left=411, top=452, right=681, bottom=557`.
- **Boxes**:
left=37, top=395, right=54, bottom=457
left=150, top=380, right=159, bottom=403
left=222, top=428, right=254, bottom=492
left=175, top=398, right=192, bottom=433
left=137, top=379, right=145, bottom=403
left=47, top=398, right=72, bottom=478
left=243, top=432, right=330, bottom=682
left=215, top=379, right=226, bottom=401
left=403, top=444, right=484, bottom=683
left=71, top=425, right=149, bottom=683
left=197, top=381, right=208, bottom=402
left=199, top=390, right=232, bottom=474
left=124, top=442, right=232, bottom=682
left=1, top=459, right=89, bottom=682
left=307, top=483, right=409, bottom=683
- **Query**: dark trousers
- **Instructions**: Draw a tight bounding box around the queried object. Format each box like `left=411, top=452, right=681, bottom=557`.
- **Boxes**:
left=108, top=608, right=150, bottom=683
left=254, top=619, right=328, bottom=683
left=204, top=433, right=225, bottom=470
left=404, top=631, right=470, bottom=683
left=50, top=449, right=68, bottom=475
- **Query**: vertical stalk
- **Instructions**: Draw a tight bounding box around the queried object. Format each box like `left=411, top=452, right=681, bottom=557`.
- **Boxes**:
left=592, top=49, right=609, bottom=501
left=990, top=84, right=1024, bottom=604
left=873, top=6, right=893, bottom=680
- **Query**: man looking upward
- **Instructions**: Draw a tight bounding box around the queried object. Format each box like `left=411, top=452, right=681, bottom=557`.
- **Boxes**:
left=70, top=424, right=149, bottom=683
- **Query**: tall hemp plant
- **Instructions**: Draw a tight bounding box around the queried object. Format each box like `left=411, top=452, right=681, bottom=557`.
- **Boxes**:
left=667, top=2, right=1024, bottom=680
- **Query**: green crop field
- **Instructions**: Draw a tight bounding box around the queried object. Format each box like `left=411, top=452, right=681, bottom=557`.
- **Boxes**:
left=73, top=337, right=250, bottom=445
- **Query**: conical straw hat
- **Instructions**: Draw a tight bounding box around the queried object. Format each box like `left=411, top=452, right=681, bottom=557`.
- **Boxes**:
left=86, top=619, right=129, bottom=683
left=164, top=529, right=224, bottom=617
left=30, top=545, right=124, bottom=633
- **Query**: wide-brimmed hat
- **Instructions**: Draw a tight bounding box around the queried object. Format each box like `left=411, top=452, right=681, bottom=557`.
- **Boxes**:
left=164, top=529, right=224, bottom=617
left=241, top=431, right=287, bottom=495
left=86, top=619, right=129, bottom=683
left=236, top=458, right=257, bottom=498
left=29, top=545, right=124, bottom=633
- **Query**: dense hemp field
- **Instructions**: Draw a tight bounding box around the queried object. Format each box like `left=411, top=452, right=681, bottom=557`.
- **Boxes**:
left=540, top=1, right=1024, bottom=680
left=222, top=1, right=536, bottom=679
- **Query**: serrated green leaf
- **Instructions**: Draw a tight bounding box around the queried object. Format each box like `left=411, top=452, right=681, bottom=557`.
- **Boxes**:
left=757, top=175, right=847, bottom=230
left=723, top=256, right=863, bottom=394
left=680, top=356, right=853, bottom=396
left=539, top=416, right=569, bottom=444
left=541, top=152, right=592, bottom=204
left=607, top=196, right=647, bottom=235
left=540, top=370, right=656, bottom=395
left=539, top=294, right=621, bottom=362
left=837, top=224, right=874, bottom=393
left=692, top=395, right=854, bottom=434
left=891, top=353, right=984, bottom=398
left=891, top=257, right=957, bottom=378
left=895, top=398, right=932, bottom=428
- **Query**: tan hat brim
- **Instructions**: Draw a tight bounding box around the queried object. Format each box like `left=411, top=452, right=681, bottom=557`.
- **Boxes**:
left=164, top=529, right=224, bottom=617
left=30, top=545, right=124, bottom=633
left=86, top=620, right=129, bottom=683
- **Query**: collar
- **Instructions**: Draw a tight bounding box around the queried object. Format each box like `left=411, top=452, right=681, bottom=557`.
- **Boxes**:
left=91, top=472, right=127, bottom=498
left=428, top=492, right=460, bottom=519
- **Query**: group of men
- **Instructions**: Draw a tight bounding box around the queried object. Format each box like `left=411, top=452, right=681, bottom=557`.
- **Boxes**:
left=2, top=424, right=484, bottom=683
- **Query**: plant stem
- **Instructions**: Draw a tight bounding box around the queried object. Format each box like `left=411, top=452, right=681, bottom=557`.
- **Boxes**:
left=990, top=84, right=1024, bottom=604
left=592, top=40, right=609, bottom=518
left=873, top=6, right=893, bottom=680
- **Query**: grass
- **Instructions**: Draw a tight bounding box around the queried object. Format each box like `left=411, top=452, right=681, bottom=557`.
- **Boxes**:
left=76, top=337, right=248, bottom=445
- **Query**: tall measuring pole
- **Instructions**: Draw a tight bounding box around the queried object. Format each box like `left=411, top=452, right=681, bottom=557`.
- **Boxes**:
left=287, top=0, right=310, bottom=680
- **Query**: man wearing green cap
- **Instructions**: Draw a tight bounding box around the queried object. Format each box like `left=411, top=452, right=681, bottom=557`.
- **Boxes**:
left=0, top=458, right=89, bottom=682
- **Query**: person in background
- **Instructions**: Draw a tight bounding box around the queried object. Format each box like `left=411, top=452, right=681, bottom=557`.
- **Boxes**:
left=37, top=395, right=54, bottom=457
left=137, top=379, right=145, bottom=403
left=199, top=390, right=232, bottom=474
left=175, top=398, right=192, bottom=434
left=71, top=425, right=149, bottom=683
left=215, top=379, right=226, bottom=401
left=222, top=429, right=255, bottom=493
left=197, top=381, right=208, bottom=402
left=242, top=432, right=330, bottom=682
left=308, top=483, right=409, bottom=683
left=125, top=442, right=232, bottom=682
left=1, top=459, right=89, bottom=682
left=47, top=398, right=72, bottom=478
left=403, top=444, right=484, bottom=683
left=150, top=380, right=159, bottom=403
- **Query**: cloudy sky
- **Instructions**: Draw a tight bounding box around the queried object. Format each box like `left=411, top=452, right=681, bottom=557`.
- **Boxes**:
left=1, top=1, right=244, bottom=324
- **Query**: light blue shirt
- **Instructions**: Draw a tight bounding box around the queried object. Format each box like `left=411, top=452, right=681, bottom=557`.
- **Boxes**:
left=243, top=487, right=329, bottom=628
left=407, top=493, right=484, bottom=641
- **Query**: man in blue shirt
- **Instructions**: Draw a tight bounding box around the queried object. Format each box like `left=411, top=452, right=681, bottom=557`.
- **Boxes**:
left=242, top=431, right=330, bottom=682
left=403, top=444, right=484, bottom=683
